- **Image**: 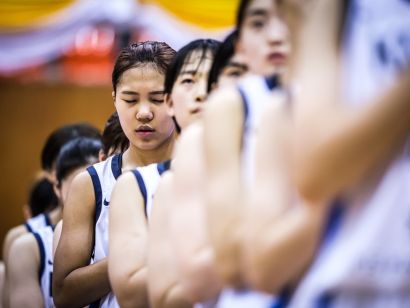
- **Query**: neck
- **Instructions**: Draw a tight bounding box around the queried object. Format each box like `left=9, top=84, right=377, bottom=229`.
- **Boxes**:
left=122, top=132, right=177, bottom=171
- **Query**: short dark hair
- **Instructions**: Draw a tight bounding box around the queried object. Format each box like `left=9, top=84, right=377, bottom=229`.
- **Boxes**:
left=41, top=123, right=101, bottom=171
left=27, top=177, right=59, bottom=216
left=163, top=39, right=220, bottom=133
left=56, top=137, right=102, bottom=185
left=207, top=30, right=239, bottom=92
left=112, top=41, right=176, bottom=93
left=236, top=0, right=251, bottom=35
left=164, top=39, right=221, bottom=96
left=101, top=112, right=128, bottom=156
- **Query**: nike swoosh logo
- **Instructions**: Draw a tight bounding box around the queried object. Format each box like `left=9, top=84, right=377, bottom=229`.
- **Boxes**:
left=103, top=198, right=109, bottom=206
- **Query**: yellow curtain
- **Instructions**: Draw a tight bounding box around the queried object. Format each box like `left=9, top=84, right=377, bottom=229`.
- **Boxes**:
left=142, top=0, right=237, bottom=29
left=0, top=0, right=75, bottom=29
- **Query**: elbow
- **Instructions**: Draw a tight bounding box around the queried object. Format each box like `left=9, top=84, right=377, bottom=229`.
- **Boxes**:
left=242, top=234, right=283, bottom=294
left=180, top=250, right=221, bottom=302
left=53, top=292, right=73, bottom=308
left=153, top=284, right=191, bottom=308
left=111, top=268, right=148, bottom=308
left=52, top=278, right=71, bottom=308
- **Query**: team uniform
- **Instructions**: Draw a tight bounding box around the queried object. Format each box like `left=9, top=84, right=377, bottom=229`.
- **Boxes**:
left=25, top=213, right=52, bottom=233
left=215, top=74, right=285, bottom=308
left=130, top=160, right=171, bottom=221
left=33, top=225, right=55, bottom=308
left=287, top=0, right=410, bottom=307
left=87, top=154, right=170, bottom=307
left=86, top=153, right=122, bottom=308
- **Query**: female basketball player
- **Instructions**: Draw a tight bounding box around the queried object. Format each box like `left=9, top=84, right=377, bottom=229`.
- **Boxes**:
left=53, top=41, right=177, bottom=308
left=7, top=137, right=101, bottom=308
left=108, top=39, right=220, bottom=308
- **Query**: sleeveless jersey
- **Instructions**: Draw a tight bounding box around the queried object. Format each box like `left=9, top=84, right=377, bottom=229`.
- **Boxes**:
left=33, top=225, right=55, bottom=308
left=87, top=154, right=122, bottom=308
left=130, top=160, right=171, bottom=221
left=25, top=213, right=52, bottom=233
left=239, top=74, right=285, bottom=184
left=215, top=75, right=283, bottom=308
left=287, top=1, right=410, bottom=307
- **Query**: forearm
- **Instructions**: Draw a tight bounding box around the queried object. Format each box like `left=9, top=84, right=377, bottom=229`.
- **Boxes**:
left=243, top=206, right=325, bottom=294
left=112, top=266, right=148, bottom=308
left=295, top=69, right=410, bottom=203
left=208, top=176, right=244, bottom=287
left=180, top=246, right=221, bottom=302
left=53, top=258, right=110, bottom=308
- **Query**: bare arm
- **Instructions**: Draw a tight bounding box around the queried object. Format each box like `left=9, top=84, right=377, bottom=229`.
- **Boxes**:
left=148, top=172, right=192, bottom=308
left=170, top=125, right=222, bottom=302
left=53, top=171, right=110, bottom=308
left=7, top=234, right=43, bottom=308
left=2, top=223, right=30, bottom=308
left=108, top=172, right=149, bottom=308
left=242, top=104, right=326, bottom=294
left=292, top=0, right=410, bottom=203
left=203, top=88, right=245, bottom=287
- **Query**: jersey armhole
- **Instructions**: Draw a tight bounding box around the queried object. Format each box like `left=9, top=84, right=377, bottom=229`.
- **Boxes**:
left=131, top=170, right=148, bottom=218
left=87, top=166, right=103, bottom=225
left=33, top=232, right=45, bottom=283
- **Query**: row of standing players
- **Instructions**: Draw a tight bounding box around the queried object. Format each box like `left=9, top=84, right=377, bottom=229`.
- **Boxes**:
left=3, top=0, right=410, bottom=307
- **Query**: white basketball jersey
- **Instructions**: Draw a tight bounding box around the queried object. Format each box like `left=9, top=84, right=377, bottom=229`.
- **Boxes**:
left=239, top=74, right=285, bottom=184
left=33, top=225, right=55, bottom=308
left=87, top=154, right=122, bottom=308
left=215, top=75, right=283, bottom=308
left=130, top=160, right=171, bottom=221
left=25, top=213, right=52, bottom=233
left=287, top=1, right=410, bottom=307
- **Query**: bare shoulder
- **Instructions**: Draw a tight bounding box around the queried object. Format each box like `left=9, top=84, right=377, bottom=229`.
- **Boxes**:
left=8, top=233, right=39, bottom=266
left=63, top=170, right=95, bottom=214
left=205, top=86, right=243, bottom=115
left=3, top=225, right=28, bottom=260
left=113, top=171, right=139, bottom=194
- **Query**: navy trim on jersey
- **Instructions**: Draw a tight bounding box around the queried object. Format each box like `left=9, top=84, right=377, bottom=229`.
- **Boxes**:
left=44, top=213, right=52, bottom=227
left=33, top=232, right=46, bottom=283
left=157, top=160, right=171, bottom=175
left=111, top=153, right=123, bottom=180
left=131, top=170, right=148, bottom=217
left=87, top=166, right=103, bottom=225
left=25, top=222, right=33, bottom=233
left=319, top=199, right=345, bottom=250
left=271, top=286, right=293, bottom=308
left=238, top=87, right=249, bottom=123
left=89, top=299, right=101, bottom=308
left=238, top=87, right=249, bottom=150
left=265, top=75, right=279, bottom=91
left=315, top=291, right=335, bottom=308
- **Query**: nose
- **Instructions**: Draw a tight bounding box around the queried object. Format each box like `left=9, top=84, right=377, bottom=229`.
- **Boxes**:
left=136, top=103, right=153, bottom=122
left=195, top=78, right=208, bottom=103
left=267, top=17, right=288, bottom=46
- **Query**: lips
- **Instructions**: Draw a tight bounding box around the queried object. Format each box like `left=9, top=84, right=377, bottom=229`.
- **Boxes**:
left=268, top=52, right=287, bottom=66
left=135, top=125, right=155, bottom=138
left=190, top=107, right=203, bottom=115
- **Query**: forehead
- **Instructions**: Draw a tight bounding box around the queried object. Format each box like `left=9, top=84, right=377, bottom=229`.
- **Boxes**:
left=117, top=64, right=165, bottom=90
left=246, top=0, right=277, bottom=16
left=180, top=49, right=214, bottom=73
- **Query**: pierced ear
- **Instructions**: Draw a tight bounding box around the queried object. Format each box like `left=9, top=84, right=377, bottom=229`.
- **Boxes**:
left=164, top=93, right=175, bottom=117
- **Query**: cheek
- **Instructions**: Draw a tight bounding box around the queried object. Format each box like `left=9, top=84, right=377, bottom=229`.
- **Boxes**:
left=154, top=105, right=174, bottom=130
left=240, top=32, right=264, bottom=61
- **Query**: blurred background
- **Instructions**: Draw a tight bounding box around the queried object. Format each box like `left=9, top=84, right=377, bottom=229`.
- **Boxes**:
left=0, top=0, right=237, bottom=254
